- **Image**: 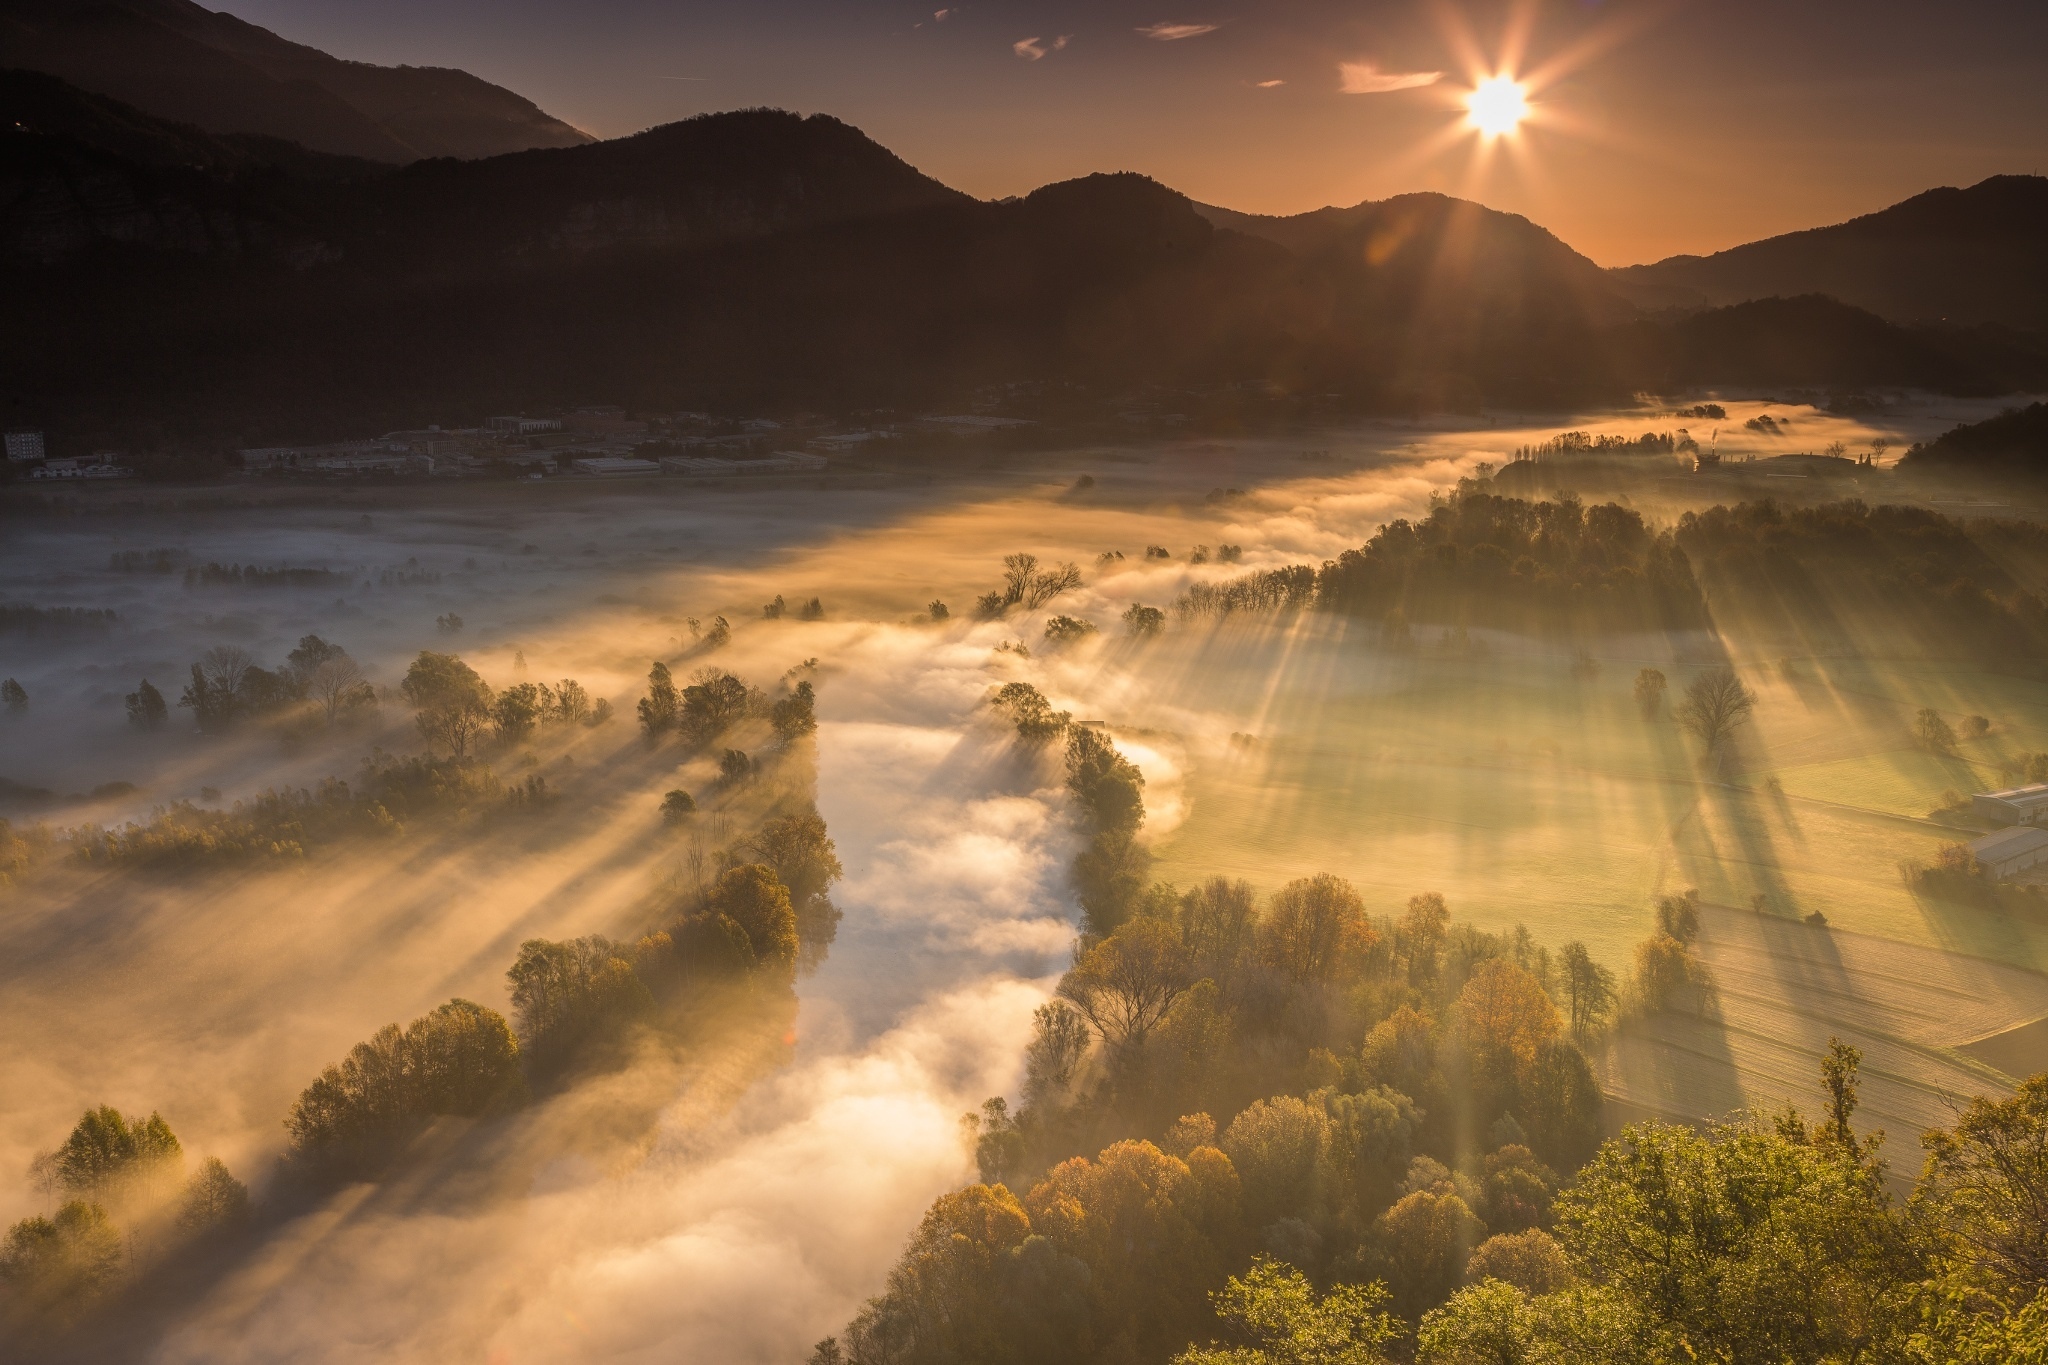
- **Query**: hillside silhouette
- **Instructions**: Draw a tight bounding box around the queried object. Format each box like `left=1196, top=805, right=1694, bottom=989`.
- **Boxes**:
left=1610, top=175, right=2048, bottom=330
left=0, top=0, right=590, bottom=161
left=2, top=79, right=2044, bottom=444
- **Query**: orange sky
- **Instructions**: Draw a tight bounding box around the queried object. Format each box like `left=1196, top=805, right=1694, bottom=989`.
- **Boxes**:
left=222, top=0, right=2048, bottom=265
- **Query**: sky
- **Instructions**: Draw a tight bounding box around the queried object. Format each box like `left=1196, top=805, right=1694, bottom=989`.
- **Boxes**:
left=215, top=0, right=2048, bottom=265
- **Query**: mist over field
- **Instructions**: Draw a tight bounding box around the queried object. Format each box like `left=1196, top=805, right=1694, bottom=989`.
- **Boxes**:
left=7, top=399, right=2048, bottom=1361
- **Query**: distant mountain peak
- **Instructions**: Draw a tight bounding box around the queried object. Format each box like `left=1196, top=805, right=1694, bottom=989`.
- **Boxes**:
left=0, top=0, right=592, bottom=161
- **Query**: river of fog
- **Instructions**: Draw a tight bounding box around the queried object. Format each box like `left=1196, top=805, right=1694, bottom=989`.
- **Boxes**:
left=0, top=398, right=2000, bottom=1362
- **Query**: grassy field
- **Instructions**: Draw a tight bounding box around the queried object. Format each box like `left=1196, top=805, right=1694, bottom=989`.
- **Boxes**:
left=1135, top=618, right=2048, bottom=1120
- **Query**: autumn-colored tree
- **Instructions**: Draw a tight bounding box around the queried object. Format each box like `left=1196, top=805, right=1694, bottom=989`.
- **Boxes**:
left=1178, top=877, right=1259, bottom=979
left=1260, top=874, right=1372, bottom=984
left=1372, top=1187, right=1488, bottom=1320
left=1361, top=1005, right=1439, bottom=1105
left=1456, top=959, right=1562, bottom=1080
left=707, top=863, right=801, bottom=970
left=1059, top=918, right=1193, bottom=1053
left=505, top=936, right=651, bottom=1080
left=1402, top=892, right=1451, bottom=983
left=1465, top=1227, right=1573, bottom=1295
left=48, top=1107, right=182, bottom=1206
left=1221, top=1096, right=1330, bottom=1228
left=402, top=651, right=494, bottom=758
left=1026, top=1140, right=1240, bottom=1357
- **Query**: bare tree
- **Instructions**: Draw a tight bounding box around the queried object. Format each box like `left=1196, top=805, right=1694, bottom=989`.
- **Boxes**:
left=1633, top=667, right=1667, bottom=719
left=197, top=645, right=254, bottom=699
left=1674, top=667, right=1755, bottom=756
left=307, top=654, right=368, bottom=725
left=1023, top=562, right=1083, bottom=608
left=1001, top=553, right=1040, bottom=605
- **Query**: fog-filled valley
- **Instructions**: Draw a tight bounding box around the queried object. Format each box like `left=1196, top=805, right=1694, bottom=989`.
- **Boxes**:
left=6, top=396, right=2048, bottom=1361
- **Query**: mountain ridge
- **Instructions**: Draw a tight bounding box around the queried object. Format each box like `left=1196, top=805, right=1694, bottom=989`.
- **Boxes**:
left=0, top=0, right=591, bottom=161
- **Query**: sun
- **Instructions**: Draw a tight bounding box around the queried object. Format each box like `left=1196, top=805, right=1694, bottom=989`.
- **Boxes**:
left=1465, top=75, right=1529, bottom=137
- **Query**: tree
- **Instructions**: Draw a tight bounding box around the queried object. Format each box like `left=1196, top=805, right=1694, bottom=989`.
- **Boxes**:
left=1633, top=668, right=1667, bottom=719
left=1555, top=1116, right=1916, bottom=1365
left=1465, top=1228, right=1573, bottom=1295
left=661, top=789, right=696, bottom=824
left=1456, top=959, right=1562, bottom=1077
left=505, top=937, right=651, bottom=1079
left=1058, top=918, right=1192, bottom=1053
left=1066, top=726, right=1146, bottom=838
left=494, top=681, right=546, bottom=742
left=1629, top=933, right=1708, bottom=1015
left=772, top=680, right=818, bottom=740
left=1655, top=889, right=1699, bottom=944
left=638, top=661, right=680, bottom=734
left=305, top=654, right=371, bottom=725
left=1044, top=615, right=1097, bottom=644
left=706, top=864, right=799, bottom=969
left=1916, top=707, right=1958, bottom=754
left=993, top=681, right=1071, bottom=742
left=285, top=998, right=525, bottom=1179
left=1023, top=1000, right=1092, bottom=1109
left=1221, top=1096, right=1331, bottom=1228
left=1, top=677, right=25, bottom=714
left=179, top=645, right=254, bottom=732
left=737, top=811, right=844, bottom=909
left=285, top=634, right=345, bottom=684
left=1921, top=1072, right=2048, bottom=1298
left=1179, top=877, right=1259, bottom=978
left=1673, top=667, right=1755, bottom=756
left=1372, top=1189, right=1488, bottom=1321
left=1124, top=603, right=1166, bottom=637
left=552, top=679, right=591, bottom=723
left=1, top=1201, right=122, bottom=1308
left=125, top=678, right=168, bottom=729
left=1024, top=562, right=1083, bottom=608
left=176, top=1157, right=250, bottom=1234
left=681, top=667, right=753, bottom=740
left=1402, top=892, right=1451, bottom=983
left=401, top=651, right=493, bottom=758
left=1557, top=942, right=1616, bottom=1039
left=1261, top=874, right=1373, bottom=984
left=51, top=1106, right=182, bottom=1203
left=1174, top=1256, right=1401, bottom=1365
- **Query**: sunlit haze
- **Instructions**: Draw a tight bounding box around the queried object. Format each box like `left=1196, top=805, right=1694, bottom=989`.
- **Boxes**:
left=2, top=1, right=2047, bottom=1361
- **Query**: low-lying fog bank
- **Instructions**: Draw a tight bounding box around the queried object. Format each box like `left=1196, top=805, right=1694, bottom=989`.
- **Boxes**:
left=0, top=401, right=2018, bottom=1360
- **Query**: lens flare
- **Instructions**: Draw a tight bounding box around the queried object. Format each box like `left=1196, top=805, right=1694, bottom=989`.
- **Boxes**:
left=1466, top=76, right=1529, bottom=137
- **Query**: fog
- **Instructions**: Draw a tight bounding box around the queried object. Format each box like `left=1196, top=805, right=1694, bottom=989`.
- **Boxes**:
left=0, top=398, right=2005, bottom=1361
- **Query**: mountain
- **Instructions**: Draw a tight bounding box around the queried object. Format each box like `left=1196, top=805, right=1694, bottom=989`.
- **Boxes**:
left=0, top=0, right=590, bottom=161
left=1609, top=176, right=2048, bottom=331
left=1898, top=402, right=2048, bottom=475
left=0, top=67, right=380, bottom=262
left=2, top=96, right=2042, bottom=448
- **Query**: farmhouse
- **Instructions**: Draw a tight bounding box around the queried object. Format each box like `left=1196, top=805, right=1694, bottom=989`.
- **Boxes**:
left=1972, top=783, right=2048, bottom=826
left=1968, top=826, right=2048, bottom=880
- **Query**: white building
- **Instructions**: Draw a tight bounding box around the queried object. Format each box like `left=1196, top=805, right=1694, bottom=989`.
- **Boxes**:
left=660, top=451, right=827, bottom=478
left=572, top=456, right=661, bottom=477
left=30, top=454, right=134, bottom=480
left=4, top=430, right=46, bottom=462
left=488, top=416, right=562, bottom=435
left=1972, top=784, right=2048, bottom=826
left=917, top=414, right=1033, bottom=436
left=1968, top=826, right=2048, bottom=880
